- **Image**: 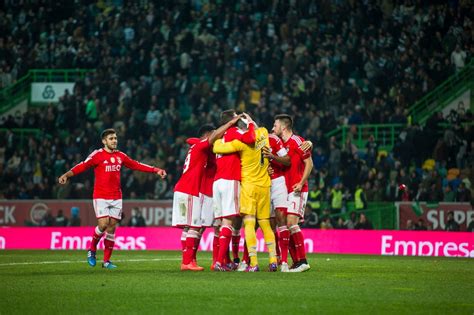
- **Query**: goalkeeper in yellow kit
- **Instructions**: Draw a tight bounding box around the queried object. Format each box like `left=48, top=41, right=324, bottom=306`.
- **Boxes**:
left=213, top=113, right=278, bottom=272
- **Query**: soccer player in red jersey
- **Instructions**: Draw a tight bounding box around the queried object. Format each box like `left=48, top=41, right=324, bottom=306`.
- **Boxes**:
left=172, top=116, right=241, bottom=271
left=58, top=129, right=167, bottom=269
left=272, top=114, right=314, bottom=272
left=213, top=110, right=256, bottom=271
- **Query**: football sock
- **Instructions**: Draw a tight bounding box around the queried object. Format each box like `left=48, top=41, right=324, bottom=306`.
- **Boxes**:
left=290, top=224, right=306, bottom=261
left=243, top=217, right=258, bottom=267
left=180, top=230, right=187, bottom=251
left=231, top=230, right=241, bottom=260
left=212, top=234, right=219, bottom=264
left=274, top=229, right=281, bottom=259
left=217, top=225, right=233, bottom=264
left=289, top=236, right=298, bottom=264
left=278, top=226, right=290, bottom=263
left=103, top=233, right=115, bottom=262
left=242, top=240, right=249, bottom=263
left=183, top=230, right=199, bottom=265
left=90, top=226, right=104, bottom=251
left=258, top=219, right=277, bottom=264
left=192, top=231, right=202, bottom=261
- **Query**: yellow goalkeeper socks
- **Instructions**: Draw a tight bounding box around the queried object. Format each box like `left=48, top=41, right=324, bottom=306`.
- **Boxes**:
left=243, top=216, right=258, bottom=266
left=258, top=218, right=277, bottom=264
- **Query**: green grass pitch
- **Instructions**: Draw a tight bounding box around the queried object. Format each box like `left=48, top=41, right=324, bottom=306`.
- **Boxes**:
left=0, top=250, right=473, bottom=314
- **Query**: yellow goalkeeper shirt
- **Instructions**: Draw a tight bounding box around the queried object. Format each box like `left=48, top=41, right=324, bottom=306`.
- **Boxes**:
left=213, top=127, right=271, bottom=187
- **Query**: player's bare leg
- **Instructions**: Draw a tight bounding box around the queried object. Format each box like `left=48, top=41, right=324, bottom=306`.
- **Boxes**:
left=181, top=227, right=204, bottom=271
left=287, top=214, right=310, bottom=272
left=102, top=217, right=119, bottom=269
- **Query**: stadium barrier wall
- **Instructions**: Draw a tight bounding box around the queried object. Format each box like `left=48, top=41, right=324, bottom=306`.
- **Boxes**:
left=0, top=228, right=472, bottom=258
left=396, top=202, right=473, bottom=230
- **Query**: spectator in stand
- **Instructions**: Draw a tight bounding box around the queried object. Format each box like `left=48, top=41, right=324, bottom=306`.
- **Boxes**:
left=445, top=211, right=460, bottom=232
left=344, top=211, right=358, bottom=230
left=69, top=206, right=81, bottom=226
left=301, top=205, right=318, bottom=229
left=450, top=45, right=467, bottom=72
left=55, top=209, right=69, bottom=227
left=128, top=207, right=146, bottom=227
left=416, top=219, right=428, bottom=231
left=355, top=213, right=373, bottom=230
left=40, top=209, right=55, bottom=227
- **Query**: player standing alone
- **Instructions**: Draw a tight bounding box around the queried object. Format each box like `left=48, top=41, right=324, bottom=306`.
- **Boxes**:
left=58, top=129, right=167, bottom=269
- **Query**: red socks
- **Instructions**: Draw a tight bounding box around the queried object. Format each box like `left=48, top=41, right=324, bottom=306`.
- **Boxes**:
left=103, top=233, right=115, bottom=262
left=278, top=226, right=290, bottom=264
left=289, top=225, right=306, bottom=262
left=90, top=226, right=104, bottom=251
left=231, top=232, right=240, bottom=260
left=217, top=225, right=233, bottom=264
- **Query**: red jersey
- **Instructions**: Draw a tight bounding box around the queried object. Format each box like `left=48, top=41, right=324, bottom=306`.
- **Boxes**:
left=70, top=148, right=160, bottom=199
left=283, top=134, right=312, bottom=193
left=214, top=124, right=255, bottom=181
left=174, top=138, right=210, bottom=197
left=200, top=149, right=217, bottom=197
left=269, top=134, right=288, bottom=180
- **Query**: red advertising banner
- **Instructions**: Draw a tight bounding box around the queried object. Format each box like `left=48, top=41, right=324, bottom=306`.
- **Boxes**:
left=397, top=202, right=473, bottom=231
left=0, top=200, right=173, bottom=227
left=0, top=228, right=473, bottom=258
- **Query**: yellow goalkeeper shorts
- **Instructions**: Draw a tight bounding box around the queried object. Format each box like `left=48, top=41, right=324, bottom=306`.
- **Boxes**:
left=240, top=183, right=271, bottom=219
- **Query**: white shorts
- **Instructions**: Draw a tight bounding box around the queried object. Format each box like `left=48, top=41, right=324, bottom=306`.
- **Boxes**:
left=172, top=191, right=202, bottom=228
left=200, top=193, right=215, bottom=227
left=212, top=179, right=240, bottom=219
left=93, top=199, right=123, bottom=220
left=287, top=192, right=308, bottom=218
left=270, top=176, right=289, bottom=217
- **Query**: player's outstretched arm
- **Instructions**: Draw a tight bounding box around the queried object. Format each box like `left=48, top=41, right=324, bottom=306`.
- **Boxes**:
left=213, top=139, right=243, bottom=154
left=208, top=114, right=242, bottom=144
left=58, top=171, right=74, bottom=184
left=121, top=153, right=167, bottom=179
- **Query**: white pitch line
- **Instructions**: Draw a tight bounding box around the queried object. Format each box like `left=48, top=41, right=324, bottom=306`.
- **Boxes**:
left=0, top=258, right=182, bottom=267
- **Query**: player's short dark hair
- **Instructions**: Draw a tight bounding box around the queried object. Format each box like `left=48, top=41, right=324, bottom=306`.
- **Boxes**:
left=198, top=124, right=215, bottom=137
left=101, top=128, right=116, bottom=139
left=274, top=114, right=293, bottom=130
left=220, top=109, right=236, bottom=125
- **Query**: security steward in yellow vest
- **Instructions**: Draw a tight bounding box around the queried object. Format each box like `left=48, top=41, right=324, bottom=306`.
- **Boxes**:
left=330, top=183, right=343, bottom=214
left=354, top=185, right=367, bottom=210
left=308, top=187, right=322, bottom=214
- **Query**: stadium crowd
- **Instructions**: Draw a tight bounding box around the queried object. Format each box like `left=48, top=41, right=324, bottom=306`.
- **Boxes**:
left=0, top=0, right=473, bottom=209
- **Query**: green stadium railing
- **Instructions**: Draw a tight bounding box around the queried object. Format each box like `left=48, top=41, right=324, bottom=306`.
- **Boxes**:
left=0, top=69, right=95, bottom=115
left=325, top=124, right=404, bottom=152
left=409, top=59, right=474, bottom=125
left=316, top=202, right=397, bottom=230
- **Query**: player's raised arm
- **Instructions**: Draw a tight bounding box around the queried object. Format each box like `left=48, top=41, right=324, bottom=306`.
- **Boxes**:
left=208, top=114, right=242, bottom=144
left=121, top=153, right=167, bottom=179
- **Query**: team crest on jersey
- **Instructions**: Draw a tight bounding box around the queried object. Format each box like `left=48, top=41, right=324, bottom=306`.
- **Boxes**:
left=111, top=157, right=115, bottom=163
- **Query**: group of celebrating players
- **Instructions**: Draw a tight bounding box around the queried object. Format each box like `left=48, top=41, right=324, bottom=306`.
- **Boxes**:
left=58, top=110, right=313, bottom=272
left=171, top=110, right=313, bottom=272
